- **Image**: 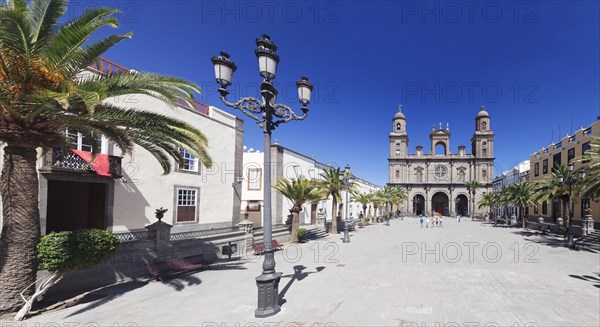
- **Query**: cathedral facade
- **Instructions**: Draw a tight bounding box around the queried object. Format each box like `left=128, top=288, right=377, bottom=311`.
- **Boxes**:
left=388, top=106, right=494, bottom=217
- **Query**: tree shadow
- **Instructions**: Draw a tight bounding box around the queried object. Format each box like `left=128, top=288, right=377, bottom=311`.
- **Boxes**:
left=62, top=281, right=148, bottom=319
left=569, top=274, right=600, bottom=288
left=512, top=230, right=599, bottom=254
left=278, top=265, right=325, bottom=306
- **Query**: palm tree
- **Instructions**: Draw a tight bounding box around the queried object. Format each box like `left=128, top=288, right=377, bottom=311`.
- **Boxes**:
left=478, top=192, right=497, bottom=222
left=370, top=190, right=386, bottom=223
left=0, top=0, right=211, bottom=315
left=351, top=190, right=372, bottom=223
left=465, top=180, right=484, bottom=219
left=317, top=167, right=345, bottom=234
left=505, top=182, right=539, bottom=228
left=535, top=165, right=578, bottom=227
left=273, top=177, right=323, bottom=243
left=390, top=186, right=408, bottom=216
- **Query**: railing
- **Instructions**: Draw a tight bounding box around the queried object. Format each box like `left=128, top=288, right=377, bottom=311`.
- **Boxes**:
left=89, top=57, right=209, bottom=116
left=43, top=148, right=123, bottom=178
left=253, top=224, right=288, bottom=234
left=113, top=230, right=149, bottom=242
left=170, top=226, right=240, bottom=241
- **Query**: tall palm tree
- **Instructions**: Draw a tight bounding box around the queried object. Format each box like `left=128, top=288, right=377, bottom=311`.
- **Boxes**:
left=317, top=167, right=344, bottom=234
left=478, top=192, right=497, bottom=222
left=390, top=186, right=408, bottom=216
left=351, top=190, right=372, bottom=223
left=273, top=177, right=323, bottom=243
left=370, top=190, right=386, bottom=223
left=0, top=0, right=211, bottom=314
left=535, top=165, right=578, bottom=226
left=505, top=182, right=539, bottom=228
left=465, top=180, right=484, bottom=218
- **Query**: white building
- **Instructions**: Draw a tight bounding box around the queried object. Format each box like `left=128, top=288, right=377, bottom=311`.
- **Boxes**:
left=492, top=160, right=530, bottom=218
left=0, top=58, right=244, bottom=235
left=241, top=143, right=381, bottom=227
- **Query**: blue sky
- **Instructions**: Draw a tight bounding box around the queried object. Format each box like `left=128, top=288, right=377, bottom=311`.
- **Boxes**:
left=85, top=0, right=599, bottom=185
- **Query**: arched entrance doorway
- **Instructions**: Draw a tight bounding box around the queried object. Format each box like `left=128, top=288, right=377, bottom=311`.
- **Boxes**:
left=432, top=192, right=449, bottom=216
left=455, top=194, right=468, bottom=216
left=413, top=194, right=425, bottom=216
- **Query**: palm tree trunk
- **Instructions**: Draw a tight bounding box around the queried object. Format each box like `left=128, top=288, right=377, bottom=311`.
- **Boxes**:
left=521, top=206, right=526, bottom=228
left=0, top=146, right=41, bottom=315
left=362, top=205, right=367, bottom=223
left=290, top=210, right=300, bottom=243
left=330, top=197, right=338, bottom=234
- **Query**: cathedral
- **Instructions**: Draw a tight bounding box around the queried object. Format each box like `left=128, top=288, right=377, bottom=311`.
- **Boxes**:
left=388, top=106, right=494, bottom=217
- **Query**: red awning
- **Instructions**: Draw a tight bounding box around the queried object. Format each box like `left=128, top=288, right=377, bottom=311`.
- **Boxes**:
left=71, top=150, right=112, bottom=177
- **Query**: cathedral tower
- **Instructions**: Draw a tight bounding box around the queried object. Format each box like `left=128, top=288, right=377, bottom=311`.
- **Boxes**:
left=390, top=105, right=409, bottom=158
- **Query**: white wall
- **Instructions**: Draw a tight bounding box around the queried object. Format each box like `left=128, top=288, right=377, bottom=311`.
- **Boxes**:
left=107, top=95, right=242, bottom=232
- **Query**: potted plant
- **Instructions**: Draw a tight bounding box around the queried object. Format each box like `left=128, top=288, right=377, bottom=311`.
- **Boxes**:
left=297, top=228, right=308, bottom=242
left=155, top=207, right=168, bottom=222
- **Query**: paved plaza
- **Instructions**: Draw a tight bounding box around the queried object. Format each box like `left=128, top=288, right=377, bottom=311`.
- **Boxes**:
left=24, top=218, right=600, bottom=327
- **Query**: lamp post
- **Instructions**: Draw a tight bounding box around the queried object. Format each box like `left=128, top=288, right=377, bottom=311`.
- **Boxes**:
left=385, top=190, right=391, bottom=226
left=211, top=34, right=313, bottom=318
left=561, top=162, right=586, bottom=248
left=342, top=164, right=352, bottom=243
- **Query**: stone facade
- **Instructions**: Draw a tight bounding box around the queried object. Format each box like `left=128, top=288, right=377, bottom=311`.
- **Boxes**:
left=388, top=106, right=494, bottom=217
left=528, top=117, right=600, bottom=222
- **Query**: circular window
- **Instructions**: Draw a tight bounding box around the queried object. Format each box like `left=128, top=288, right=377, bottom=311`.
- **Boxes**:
left=434, top=165, right=447, bottom=179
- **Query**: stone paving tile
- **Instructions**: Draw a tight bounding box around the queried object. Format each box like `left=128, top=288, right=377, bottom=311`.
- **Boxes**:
left=16, top=219, right=600, bottom=326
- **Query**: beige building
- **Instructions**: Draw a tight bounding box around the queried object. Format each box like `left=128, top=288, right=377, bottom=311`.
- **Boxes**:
left=0, top=58, right=244, bottom=235
left=528, top=117, right=599, bottom=223
left=388, top=106, right=495, bottom=217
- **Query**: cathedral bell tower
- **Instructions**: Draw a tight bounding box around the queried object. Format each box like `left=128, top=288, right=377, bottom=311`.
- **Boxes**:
left=390, top=105, right=408, bottom=158
left=471, top=105, right=494, bottom=158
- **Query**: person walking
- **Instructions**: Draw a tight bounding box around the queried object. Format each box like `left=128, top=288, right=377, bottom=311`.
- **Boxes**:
left=420, top=216, right=424, bottom=228
left=425, top=216, right=430, bottom=228
left=440, top=216, right=443, bottom=227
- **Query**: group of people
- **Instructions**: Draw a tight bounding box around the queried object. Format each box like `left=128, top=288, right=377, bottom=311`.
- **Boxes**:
left=419, top=215, right=443, bottom=228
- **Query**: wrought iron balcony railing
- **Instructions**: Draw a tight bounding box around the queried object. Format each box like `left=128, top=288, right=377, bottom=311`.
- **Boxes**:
left=42, top=148, right=123, bottom=178
left=89, top=57, right=210, bottom=116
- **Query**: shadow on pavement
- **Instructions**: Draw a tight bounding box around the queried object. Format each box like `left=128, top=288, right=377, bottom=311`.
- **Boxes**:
left=63, top=281, right=148, bottom=319
left=569, top=274, right=600, bottom=289
left=278, top=265, right=325, bottom=306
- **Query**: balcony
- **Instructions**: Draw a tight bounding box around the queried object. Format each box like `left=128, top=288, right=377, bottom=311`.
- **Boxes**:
left=42, top=148, right=123, bottom=178
left=89, top=57, right=209, bottom=116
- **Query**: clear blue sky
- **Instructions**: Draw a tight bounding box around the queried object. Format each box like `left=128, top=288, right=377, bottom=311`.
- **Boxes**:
left=84, top=0, right=599, bottom=185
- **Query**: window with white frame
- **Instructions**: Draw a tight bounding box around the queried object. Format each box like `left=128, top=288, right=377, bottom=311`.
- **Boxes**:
left=178, top=148, right=199, bottom=172
left=65, top=129, right=106, bottom=154
left=248, top=168, right=262, bottom=190
left=176, top=188, right=198, bottom=223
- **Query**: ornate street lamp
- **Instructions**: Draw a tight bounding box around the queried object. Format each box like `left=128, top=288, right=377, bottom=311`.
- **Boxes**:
left=211, top=34, right=313, bottom=318
left=413, top=197, right=419, bottom=216
left=564, top=162, right=584, bottom=248
left=385, top=190, right=391, bottom=226
left=342, top=164, right=352, bottom=243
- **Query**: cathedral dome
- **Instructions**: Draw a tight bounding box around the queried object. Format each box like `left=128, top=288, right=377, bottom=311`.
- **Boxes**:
left=477, top=106, right=490, bottom=118
left=393, top=105, right=406, bottom=119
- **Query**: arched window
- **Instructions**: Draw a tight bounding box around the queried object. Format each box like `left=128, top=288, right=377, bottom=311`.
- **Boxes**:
left=482, top=149, right=487, bottom=157
left=435, top=143, right=446, bottom=156
left=482, top=169, right=487, bottom=178
left=458, top=171, right=465, bottom=182
left=482, top=121, right=487, bottom=130
left=416, top=171, right=423, bottom=183
left=396, top=123, right=401, bottom=131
